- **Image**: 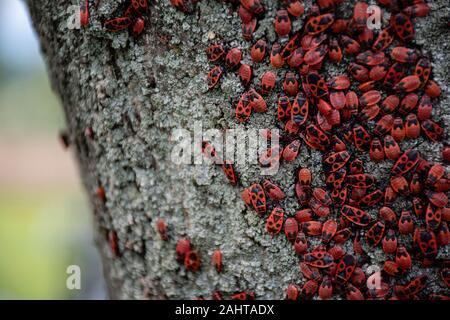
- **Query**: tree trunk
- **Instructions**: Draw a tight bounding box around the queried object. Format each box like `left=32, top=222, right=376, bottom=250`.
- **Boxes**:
left=27, top=0, right=449, bottom=300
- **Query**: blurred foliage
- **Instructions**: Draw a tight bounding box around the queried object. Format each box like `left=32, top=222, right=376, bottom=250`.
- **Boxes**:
left=0, top=70, right=105, bottom=299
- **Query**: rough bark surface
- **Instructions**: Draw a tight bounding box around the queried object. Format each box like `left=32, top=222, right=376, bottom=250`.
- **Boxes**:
left=27, top=0, right=449, bottom=299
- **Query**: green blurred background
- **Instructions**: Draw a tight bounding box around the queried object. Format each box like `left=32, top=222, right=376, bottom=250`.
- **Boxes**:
left=0, top=0, right=106, bottom=299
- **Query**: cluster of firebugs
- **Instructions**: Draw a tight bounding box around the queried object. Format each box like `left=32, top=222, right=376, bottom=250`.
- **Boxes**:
left=77, top=0, right=450, bottom=300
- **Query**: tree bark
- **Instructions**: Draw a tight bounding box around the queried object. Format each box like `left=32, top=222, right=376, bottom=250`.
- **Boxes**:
left=27, top=0, right=449, bottom=300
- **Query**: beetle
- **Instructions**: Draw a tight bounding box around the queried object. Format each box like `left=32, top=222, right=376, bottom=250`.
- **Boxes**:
left=391, top=12, right=414, bottom=42
left=283, top=140, right=301, bottom=162
left=374, top=114, right=394, bottom=137
left=286, top=284, right=300, bottom=300
left=156, top=218, right=168, bottom=240
left=284, top=217, right=299, bottom=243
left=104, top=17, right=133, bottom=32
left=247, top=88, right=267, bottom=112
left=391, top=47, right=418, bottom=63
left=287, top=0, right=304, bottom=17
left=184, top=250, right=201, bottom=271
left=366, top=221, right=385, bottom=247
left=416, top=228, right=438, bottom=259
left=238, top=4, right=253, bottom=23
left=80, top=0, right=89, bottom=26
left=287, top=48, right=305, bottom=68
left=370, top=138, right=384, bottom=162
left=372, top=28, right=394, bottom=51
left=225, top=47, right=242, bottom=69
left=304, top=44, right=328, bottom=66
left=391, top=149, right=420, bottom=175
left=328, top=38, right=342, bottom=63
left=206, top=43, right=225, bottom=62
left=281, top=33, right=301, bottom=59
left=340, top=35, right=361, bottom=55
left=382, top=229, right=398, bottom=254
left=395, top=275, right=428, bottom=298
left=305, top=13, right=334, bottom=35
left=356, top=50, right=385, bottom=66
left=260, top=71, right=276, bottom=96
left=329, top=91, right=346, bottom=110
left=323, top=151, right=350, bottom=173
left=391, top=117, right=405, bottom=142
left=222, top=161, right=238, bottom=185
left=341, top=205, right=371, bottom=226
left=359, top=189, right=383, bottom=207
left=277, top=93, right=292, bottom=121
left=296, top=184, right=312, bottom=206
left=325, top=168, right=346, bottom=189
left=235, top=92, right=252, bottom=122
left=398, top=210, right=414, bottom=234
left=176, top=238, right=192, bottom=262
left=347, top=173, right=376, bottom=189
left=405, top=114, right=420, bottom=138
left=353, top=1, right=369, bottom=28
left=399, top=93, right=419, bottom=115
left=301, top=280, right=319, bottom=299
left=240, top=0, right=265, bottom=15
left=294, top=232, right=308, bottom=255
left=306, top=72, right=328, bottom=97
left=242, top=18, right=257, bottom=41
left=383, top=135, right=401, bottom=160
left=230, top=291, right=255, bottom=300
left=328, top=75, right=351, bottom=90
left=262, top=180, right=285, bottom=201
left=206, top=66, right=224, bottom=89
left=170, top=0, right=193, bottom=13
left=425, top=80, right=441, bottom=98
left=348, top=63, right=369, bottom=82
left=384, top=260, right=402, bottom=277
left=321, top=219, right=337, bottom=243
left=421, top=119, right=444, bottom=141
left=131, top=17, right=145, bottom=37
left=333, top=228, right=352, bottom=244
left=108, top=230, right=119, bottom=258
left=291, top=92, right=309, bottom=125
left=283, top=72, right=299, bottom=96
left=394, top=75, right=421, bottom=92
left=266, top=207, right=284, bottom=236
left=417, top=95, right=432, bottom=120
left=302, top=221, right=323, bottom=236
left=390, top=175, right=409, bottom=196
left=381, top=95, right=400, bottom=113
left=331, top=188, right=347, bottom=205
left=270, top=43, right=284, bottom=68
left=395, top=246, right=411, bottom=270
left=385, top=62, right=406, bottom=89
left=413, top=58, right=432, bottom=86
left=248, top=183, right=266, bottom=214
left=251, top=39, right=267, bottom=63
left=238, top=64, right=252, bottom=87
left=303, top=251, right=334, bottom=268
left=335, top=254, right=357, bottom=284
left=318, top=277, right=333, bottom=300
